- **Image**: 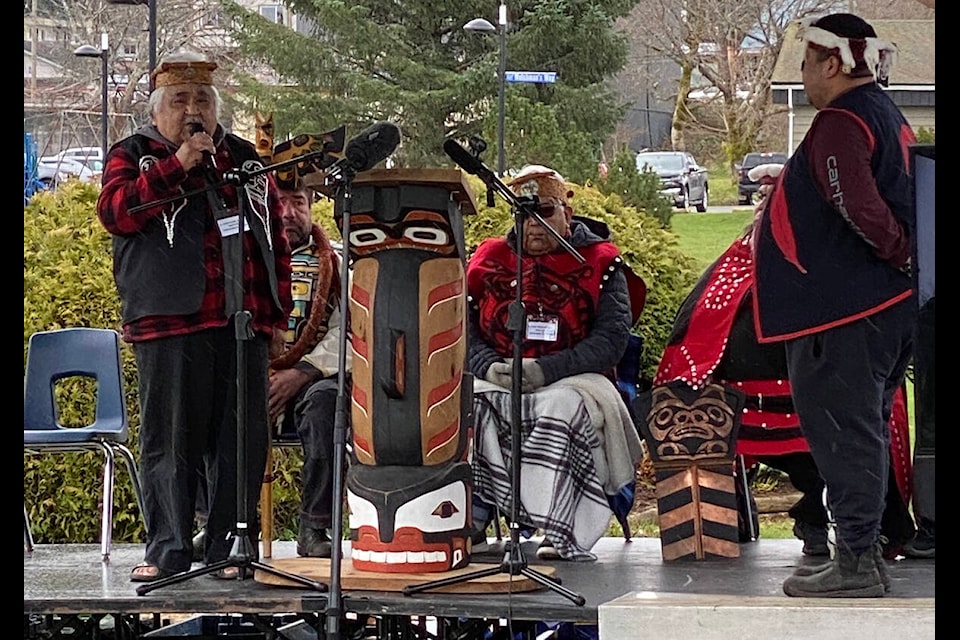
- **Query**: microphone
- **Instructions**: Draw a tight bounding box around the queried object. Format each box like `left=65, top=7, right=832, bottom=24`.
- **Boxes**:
left=443, top=138, right=492, bottom=180
left=187, top=122, right=217, bottom=172
left=330, top=121, right=401, bottom=174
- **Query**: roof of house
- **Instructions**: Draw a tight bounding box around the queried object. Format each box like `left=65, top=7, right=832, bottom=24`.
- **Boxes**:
left=772, top=19, right=935, bottom=86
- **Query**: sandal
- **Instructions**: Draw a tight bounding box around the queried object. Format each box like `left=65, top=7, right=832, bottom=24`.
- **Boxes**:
left=209, top=565, right=255, bottom=580
left=130, top=562, right=175, bottom=583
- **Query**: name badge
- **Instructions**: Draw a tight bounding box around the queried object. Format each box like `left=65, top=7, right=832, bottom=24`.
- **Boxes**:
left=217, top=214, right=250, bottom=237
left=526, top=315, right=559, bottom=341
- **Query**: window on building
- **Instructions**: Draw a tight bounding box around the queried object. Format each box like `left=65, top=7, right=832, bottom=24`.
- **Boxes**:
left=260, top=5, right=285, bottom=25
left=203, top=8, right=225, bottom=29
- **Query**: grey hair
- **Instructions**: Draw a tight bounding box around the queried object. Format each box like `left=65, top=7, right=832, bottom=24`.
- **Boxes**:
left=147, top=50, right=222, bottom=119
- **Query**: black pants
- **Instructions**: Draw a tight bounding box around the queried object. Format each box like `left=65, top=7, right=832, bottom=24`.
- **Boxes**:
left=135, top=326, right=269, bottom=572
left=197, top=375, right=346, bottom=533
left=785, top=300, right=915, bottom=555
left=744, top=451, right=915, bottom=546
left=288, top=376, right=341, bottom=530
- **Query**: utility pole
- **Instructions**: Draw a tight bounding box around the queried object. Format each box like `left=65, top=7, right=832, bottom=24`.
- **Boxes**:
left=30, top=0, right=38, bottom=99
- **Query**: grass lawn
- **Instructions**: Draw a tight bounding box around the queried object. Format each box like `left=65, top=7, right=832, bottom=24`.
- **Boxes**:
left=669, top=210, right=753, bottom=272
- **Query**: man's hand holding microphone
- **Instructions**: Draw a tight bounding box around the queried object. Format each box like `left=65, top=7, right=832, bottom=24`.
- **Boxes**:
left=178, top=121, right=217, bottom=173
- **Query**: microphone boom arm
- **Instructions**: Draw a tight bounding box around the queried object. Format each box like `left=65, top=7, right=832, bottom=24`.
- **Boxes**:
left=127, top=149, right=332, bottom=214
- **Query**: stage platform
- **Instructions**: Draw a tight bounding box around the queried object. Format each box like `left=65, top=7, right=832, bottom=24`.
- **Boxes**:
left=24, top=537, right=935, bottom=639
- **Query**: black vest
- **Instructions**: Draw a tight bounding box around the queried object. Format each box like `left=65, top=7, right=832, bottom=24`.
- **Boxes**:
left=111, top=130, right=283, bottom=324
left=753, top=83, right=913, bottom=341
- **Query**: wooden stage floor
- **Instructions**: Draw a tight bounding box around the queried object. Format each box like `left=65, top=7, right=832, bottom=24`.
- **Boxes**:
left=24, top=536, right=936, bottom=637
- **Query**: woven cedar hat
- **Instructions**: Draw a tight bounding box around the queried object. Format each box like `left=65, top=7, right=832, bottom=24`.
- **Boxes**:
left=151, top=58, right=218, bottom=88
left=507, top=165, right=574, bottom=203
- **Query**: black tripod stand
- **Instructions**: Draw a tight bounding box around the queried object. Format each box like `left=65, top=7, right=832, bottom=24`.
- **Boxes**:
left=403, top=140, right=586, bottom=606
left=320, top=162, right=358, bottom=640
left=311, top=120, right=402, bottom=640
left=130, top=152, right=333, bottom=596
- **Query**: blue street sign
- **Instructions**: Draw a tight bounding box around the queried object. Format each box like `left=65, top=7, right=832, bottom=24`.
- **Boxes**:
left=505, top=71, right=557, bottom=84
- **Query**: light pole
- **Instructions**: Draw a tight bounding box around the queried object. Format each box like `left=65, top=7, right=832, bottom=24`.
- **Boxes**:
left=105, top=0, right=157, bottom=86
left=464, top=1, right=507, bottom=176
left=74, top=33, right=109, bottom=162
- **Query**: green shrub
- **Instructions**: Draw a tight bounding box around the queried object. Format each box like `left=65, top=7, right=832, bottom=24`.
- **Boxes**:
left=915, top=126, right=935, bottom=143
left=24, top=180, right=145, bottom=543
left=595, top=147, right=674, bottom=228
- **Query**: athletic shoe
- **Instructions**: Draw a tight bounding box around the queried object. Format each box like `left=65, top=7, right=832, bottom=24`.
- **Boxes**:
left=902, top=528, right=935, bottom=559
left=793, top=521, right=829, bottom=557
left=536, top=538, right=560, bottom=560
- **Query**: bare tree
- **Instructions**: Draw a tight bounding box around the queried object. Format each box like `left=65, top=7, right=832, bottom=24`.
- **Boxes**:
left=26, top=0, right=223, bottom=150
left=614, top=0, right=845, bottom=168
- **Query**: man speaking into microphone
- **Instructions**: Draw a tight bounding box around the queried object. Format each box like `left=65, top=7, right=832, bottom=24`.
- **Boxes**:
left=97, top=50, right=292, bottom=583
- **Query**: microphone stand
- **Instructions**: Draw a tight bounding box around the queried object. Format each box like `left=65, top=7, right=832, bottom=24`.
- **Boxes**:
left=319, top=162, right=359, bottom=640
left=136, top=154, right=328, bottom=596
left=403, top=147, right=586, bottom=606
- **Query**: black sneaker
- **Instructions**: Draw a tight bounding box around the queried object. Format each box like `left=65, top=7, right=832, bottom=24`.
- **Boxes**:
left=903, top=528, right=935, bottom=559
left=793, top=521, right=829, bottom=556
left=470, top=528, right=489, bottom=553
left=297, top=526, right=333, bottom=558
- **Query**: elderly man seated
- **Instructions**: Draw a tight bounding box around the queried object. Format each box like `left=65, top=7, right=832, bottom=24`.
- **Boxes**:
left=466, top=165, right=645, bottom=561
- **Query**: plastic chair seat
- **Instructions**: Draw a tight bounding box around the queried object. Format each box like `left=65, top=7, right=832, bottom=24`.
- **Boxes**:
left=25, top=426, right=126, bottom=445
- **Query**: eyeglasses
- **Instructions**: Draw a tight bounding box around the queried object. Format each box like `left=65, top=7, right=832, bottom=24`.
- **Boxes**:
left=536, top=203, right=563, bottom=218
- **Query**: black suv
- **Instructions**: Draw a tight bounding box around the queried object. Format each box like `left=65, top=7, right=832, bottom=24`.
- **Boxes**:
left=737, top=152, right=788, bottom=205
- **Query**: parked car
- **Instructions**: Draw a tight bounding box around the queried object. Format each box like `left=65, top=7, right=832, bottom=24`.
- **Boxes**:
left=635, top=151, right=709, bottom=212
left=36, top=156, right=100, bottom=187
left=736, top=152, right=788, bottom=205
left=41, top=146, right=104, bottom=167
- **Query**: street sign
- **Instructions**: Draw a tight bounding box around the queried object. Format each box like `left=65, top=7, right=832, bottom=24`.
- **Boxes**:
left=505, top=71, right=557, bottom=84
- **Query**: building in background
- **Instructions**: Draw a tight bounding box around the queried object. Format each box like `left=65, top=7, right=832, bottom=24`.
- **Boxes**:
left=770, top=19, right=935, bottom=154
left=23, top=1, right=317, bottom=160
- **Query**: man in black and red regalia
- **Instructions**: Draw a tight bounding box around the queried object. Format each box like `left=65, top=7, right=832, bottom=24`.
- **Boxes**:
left=655, top=162, right=915, bottom=564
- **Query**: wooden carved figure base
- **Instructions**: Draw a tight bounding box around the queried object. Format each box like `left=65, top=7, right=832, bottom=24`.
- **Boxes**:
left=634, top=380, right=746, bottom=560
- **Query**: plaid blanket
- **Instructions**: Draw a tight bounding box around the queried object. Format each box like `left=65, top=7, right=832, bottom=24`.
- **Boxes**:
left=471, top=376, right=641, bottom=561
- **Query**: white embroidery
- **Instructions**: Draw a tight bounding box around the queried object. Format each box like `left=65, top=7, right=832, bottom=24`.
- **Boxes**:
left=241, top=159, right=273, bottom=251
left=162, top=199, right=188, bottom=248
left=138, top=155, right=159, bottom=173
left=796, top=19, right=897, bottom=86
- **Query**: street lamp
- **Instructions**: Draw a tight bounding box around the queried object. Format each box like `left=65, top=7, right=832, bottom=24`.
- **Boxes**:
left=74, top=33, right=109, bottom=162
left=464, top=1, right=507, bottom=177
